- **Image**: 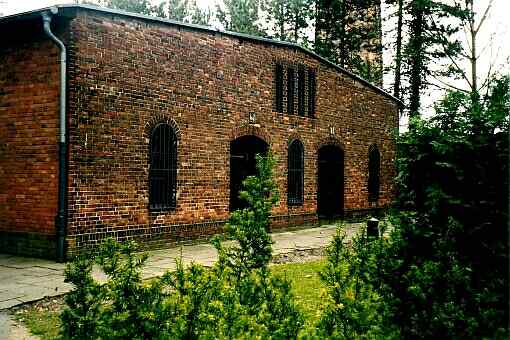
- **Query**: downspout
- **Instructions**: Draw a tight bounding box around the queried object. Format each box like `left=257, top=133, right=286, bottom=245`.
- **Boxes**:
left=42, top=8, right=67, bottom=262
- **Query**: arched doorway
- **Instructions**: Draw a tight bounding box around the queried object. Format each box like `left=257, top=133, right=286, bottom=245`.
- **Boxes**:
left=230, top=135, right=268, bottom=211
left=317, top=145, right=344, bottom=217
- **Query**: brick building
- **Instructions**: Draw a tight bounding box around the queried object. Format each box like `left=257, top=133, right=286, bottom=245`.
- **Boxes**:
left=0, top=4, right=400, bottom=260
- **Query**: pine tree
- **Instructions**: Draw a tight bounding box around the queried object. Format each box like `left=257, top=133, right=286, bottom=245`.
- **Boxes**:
left=287, top=0, right=313, bottom=43
left=263, top=0, right=312, bottom=43
left=190, top=2, right=213, bottom=25
left=385, top=0, right=405, bottom=99
left=403, top=0, right=465, bottom=119
left=102, top=0, right=157, bottom=16
left=314, top=0, right=382, bottom=84
left=166, top=0, right=191, bottom=21
left=216, top=0, right=264, bottom=36
left=262, top=0, right=288, bottom=40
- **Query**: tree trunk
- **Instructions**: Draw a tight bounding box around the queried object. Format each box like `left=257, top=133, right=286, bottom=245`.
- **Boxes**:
left=393, top=0, right=404, bottom=99
left=293, top=7, right=299, bottom=42
left=468, top=0, right=479, bottom=107
left=408, top=0, right=424, bottom=119
left=314, top=0, right=320, bottom=47
left=339, top=0, right=348, bottom=67
left=279, top=1, right=285, bottom=39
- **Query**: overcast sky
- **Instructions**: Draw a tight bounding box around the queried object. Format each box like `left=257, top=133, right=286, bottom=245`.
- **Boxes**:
left=2, top=0, right=509, bottom=122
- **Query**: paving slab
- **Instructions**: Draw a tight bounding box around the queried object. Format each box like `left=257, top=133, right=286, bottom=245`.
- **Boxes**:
left=0, top=292, right=24, bottom=303
left=0, top=300, right=24, bottom=310
left=1, top=258, right=54, bottom=269
left=0, top=222, right=362, bottom=309
left=34, top=263, right=66, bottom=271
left=0, top=312, right=37, bottom=340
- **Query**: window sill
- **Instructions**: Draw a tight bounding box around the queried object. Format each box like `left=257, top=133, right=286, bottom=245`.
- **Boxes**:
left=274, top=110, right=316, bottom=119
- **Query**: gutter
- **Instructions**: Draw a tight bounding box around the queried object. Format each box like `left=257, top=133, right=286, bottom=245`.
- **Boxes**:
left=41, top=8, right=67, bottom=262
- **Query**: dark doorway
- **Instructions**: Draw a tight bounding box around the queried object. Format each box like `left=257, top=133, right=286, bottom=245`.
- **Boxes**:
left=317, top=145, right=344, bottom=217
left=230, top=135, right=268, bottom=211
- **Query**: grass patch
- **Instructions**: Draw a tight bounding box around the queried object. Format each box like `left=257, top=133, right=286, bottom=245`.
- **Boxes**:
left=271, top=260, right=325, bottom=324
left=15, top=308, right=61, bottom=340
left=16, top=260, right=326, bottom=339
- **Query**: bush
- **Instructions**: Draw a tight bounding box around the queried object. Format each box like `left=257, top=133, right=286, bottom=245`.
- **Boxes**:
left=309, top=77, right=509, bottom=339
left=60, top=251, right=103, bottom=339
left=61, top=152, right=303, bottom=339
left=61, top=240, right=171, bottom=339
left=310, top=224, right=399, bottom=339
left=378, top=77, right=509, bottom=338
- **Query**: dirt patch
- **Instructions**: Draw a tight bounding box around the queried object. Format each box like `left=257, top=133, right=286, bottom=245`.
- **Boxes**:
left=11, top=296, right=65, bottom=316
left=271, top=247, right=325, bottom=264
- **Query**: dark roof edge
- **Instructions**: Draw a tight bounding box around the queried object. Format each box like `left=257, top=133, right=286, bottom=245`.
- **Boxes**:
left=0, top=3, right=403, bottom=106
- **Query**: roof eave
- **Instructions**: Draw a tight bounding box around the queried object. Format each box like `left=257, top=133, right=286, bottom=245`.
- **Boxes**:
left=0, top=3, right=404, bottom=107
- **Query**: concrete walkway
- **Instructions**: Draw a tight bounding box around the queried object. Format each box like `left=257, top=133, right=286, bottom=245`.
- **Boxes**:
left=0, top=223, right=362, bottom=310
left=0, top=312, right=36, bottom=340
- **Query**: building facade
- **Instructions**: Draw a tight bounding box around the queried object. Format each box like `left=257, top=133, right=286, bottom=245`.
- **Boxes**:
left=0, top=5, right=400, bottom=259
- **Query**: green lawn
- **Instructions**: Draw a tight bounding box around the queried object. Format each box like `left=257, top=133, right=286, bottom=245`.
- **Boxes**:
left=16, top=260, right=326, bottom=339
left=15, top=309, right=61, bottom=340
left=271, top=260, right=325, bottom=324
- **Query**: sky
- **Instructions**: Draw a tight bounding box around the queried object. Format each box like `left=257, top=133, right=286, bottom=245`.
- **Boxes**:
left=2, top=0, right=509, bottom=123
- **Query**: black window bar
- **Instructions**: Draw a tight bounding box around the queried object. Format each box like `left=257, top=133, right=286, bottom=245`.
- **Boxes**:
left=298, top=67, right=306, bottom=116
left=275, top=63, right=284, bottom=113
left=288, top=139, right=304, bottom=206
left=149, top=123, right=177, bottom=210
left=287, top=67, right=295, bottom=114
left=368, top=144, right=381, bottom=202
left=308, top=69, right=316, bottom=118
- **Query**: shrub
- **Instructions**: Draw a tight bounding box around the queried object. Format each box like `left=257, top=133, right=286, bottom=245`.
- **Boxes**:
left=312, top=225, right=399, bottom=339
left=61, top=152, right=303, bottom=339
left=379, top=77, right=509, bottom=338
left=60, top=251, right=103, bottom=339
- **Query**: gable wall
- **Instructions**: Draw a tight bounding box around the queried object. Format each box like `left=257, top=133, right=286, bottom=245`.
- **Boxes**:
left=64, top=9, right=399, bottom=253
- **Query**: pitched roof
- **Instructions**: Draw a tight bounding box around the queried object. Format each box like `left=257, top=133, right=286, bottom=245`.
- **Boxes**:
left=0, top=3, right=403, bottom=106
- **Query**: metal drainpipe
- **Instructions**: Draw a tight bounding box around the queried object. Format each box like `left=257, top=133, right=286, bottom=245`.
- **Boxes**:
left=42, top=9, right=67, bottom=262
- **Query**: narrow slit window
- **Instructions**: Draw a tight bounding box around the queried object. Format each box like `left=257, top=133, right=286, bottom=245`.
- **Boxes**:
left=149, top=123, right=177, bottom=210
left=308, top=69, right=316, bottom=117
left=288, top=139, right=304, bottom=205
left=275, top=63, right=284, bottom=113
left=368, top=144, right=380, bottom=202
left=287, top=67, right=295, bottom=114
left=298, top=68, right=305, bottom=116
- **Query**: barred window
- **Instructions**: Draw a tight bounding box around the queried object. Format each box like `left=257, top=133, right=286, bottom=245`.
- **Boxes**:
left=368, top=144, right=380, bottom=202
left=149, top=123, right=177, bottom=210
left=308, top=69, right=316, bottom=117
left=287, top=67, right=295, bottom=114
left=298, top=68, right=305, bottom=116
left=288, top=139, right=304, bottom=205
left=275, top=63, right=284, bottom=113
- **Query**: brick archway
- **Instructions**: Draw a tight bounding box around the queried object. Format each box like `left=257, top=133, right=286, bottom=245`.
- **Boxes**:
left=229, top=135, right=269, bottom=211
left=315, top=135, right=345, bottom=153
left=287, top=131, right=303, bottom=146
left=230, top=124, right=271, bottom=145
left=144, top=113, right=181, bottom=140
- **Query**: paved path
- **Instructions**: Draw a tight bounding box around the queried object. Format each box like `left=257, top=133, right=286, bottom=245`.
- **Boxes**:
left=0, top=312, right=36, bottom=340
left=0, top=223, right=362, bottom=311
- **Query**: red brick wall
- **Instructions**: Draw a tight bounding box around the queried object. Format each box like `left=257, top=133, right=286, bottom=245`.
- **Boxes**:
left=65, top=9, right=399, bottom=253
left=0, top=19, right=60, bottom=257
